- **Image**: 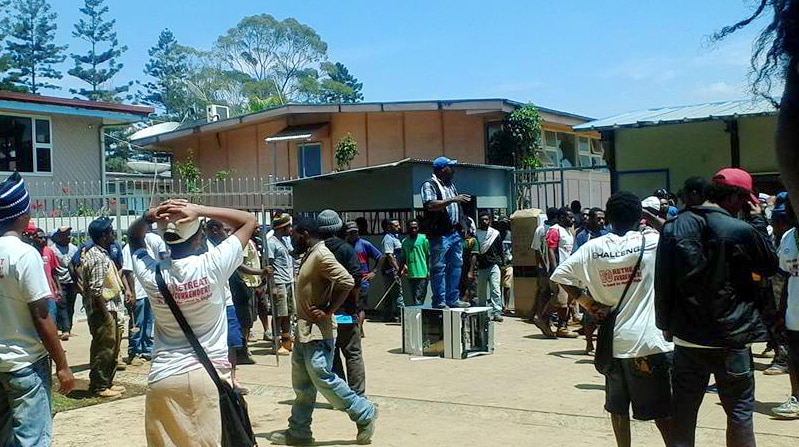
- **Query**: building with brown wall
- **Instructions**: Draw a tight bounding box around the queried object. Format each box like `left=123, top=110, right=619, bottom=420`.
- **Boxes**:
left=131, top=99, right=602, bottom=181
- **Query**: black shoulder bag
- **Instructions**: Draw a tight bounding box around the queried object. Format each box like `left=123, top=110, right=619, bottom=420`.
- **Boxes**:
left=155, top=266, right=257, bottom=447
left=594, top=233, right=646, bottom=375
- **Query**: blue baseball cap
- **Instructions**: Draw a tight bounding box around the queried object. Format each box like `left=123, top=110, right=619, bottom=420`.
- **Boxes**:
left=433, top=156, right=457, bottom=170
left=772, top=191, right=788, bottom=216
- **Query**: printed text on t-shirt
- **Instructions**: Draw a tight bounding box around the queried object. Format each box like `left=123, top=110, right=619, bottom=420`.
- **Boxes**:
left=163, top=277, right=212, bottom=304
left=599, top=266, right=642, bottom=288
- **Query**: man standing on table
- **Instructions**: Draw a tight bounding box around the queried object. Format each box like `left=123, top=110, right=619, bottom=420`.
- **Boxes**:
left=272, top=217, right=378, bottom=446
left=0, top=172, right=74, bottom=446
left=421, top=156, right=472, bottom=309
left=656, top=168, right=778, bottom=447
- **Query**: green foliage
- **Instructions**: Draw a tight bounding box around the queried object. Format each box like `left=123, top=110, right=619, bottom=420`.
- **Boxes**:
left=334, top=133, right=359, bottom=171
left=105, top=156, right=131, bottom=173
left=2, top=0, right=67, bottom=93
left=68, top=0, right=130, bottom=102
left=174, top=149, right=202, bottom=193
left=299, top=61, right=363, bottom=103
left=487, top=103, right=543, bottom=169
left=140, top=29, right=190, bottom=119
left=214, top=14, right=328, bottom=103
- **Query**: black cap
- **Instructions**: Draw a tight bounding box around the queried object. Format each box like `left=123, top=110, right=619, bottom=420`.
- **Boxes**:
left=88, top=217, right=113, bottom=240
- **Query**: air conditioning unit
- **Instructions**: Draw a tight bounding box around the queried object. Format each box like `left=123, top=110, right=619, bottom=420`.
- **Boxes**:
left=206, top=104, right=230, bottom=123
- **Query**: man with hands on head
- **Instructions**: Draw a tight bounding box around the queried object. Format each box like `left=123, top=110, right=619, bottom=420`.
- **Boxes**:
left=127, top=199, right=256, bottom=447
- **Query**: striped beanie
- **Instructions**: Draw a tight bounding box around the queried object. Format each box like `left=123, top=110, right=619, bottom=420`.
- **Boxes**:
left=272, top=213, right=292, bottom=229
left=0, top=172, right=30, bottom=222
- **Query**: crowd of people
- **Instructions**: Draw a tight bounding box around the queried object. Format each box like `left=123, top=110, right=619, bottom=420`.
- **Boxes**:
left=544, top=168, right=799, bottom=447
left=1, top=157, right=798, bottom=447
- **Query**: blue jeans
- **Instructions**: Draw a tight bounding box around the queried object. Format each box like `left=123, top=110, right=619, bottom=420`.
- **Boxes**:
left=672, top=345, right=756, bottom=447
left=429, top=231, right=463, bottom=307
left=288, top=340, right=375, bottom=439
left=478, top=265, right=502, bottom=316
left=0, top=357, right=53, bottom=447
left=128, top=298, right=154, bottom=358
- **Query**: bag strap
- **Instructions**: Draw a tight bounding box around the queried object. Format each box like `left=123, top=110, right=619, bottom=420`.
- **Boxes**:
left=155, top=265, right=226, bottom=392
left=611, top=232, right=646, bottom=316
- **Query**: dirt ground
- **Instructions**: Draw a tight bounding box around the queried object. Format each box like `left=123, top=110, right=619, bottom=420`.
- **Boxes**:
left=52, top=315, right=799, bottom=446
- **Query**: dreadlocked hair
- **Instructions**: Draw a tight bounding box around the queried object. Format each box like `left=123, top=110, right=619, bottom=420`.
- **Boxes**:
left=605, top=191, right=642, bottom=228
left=714, top=0, right=799, bottom=105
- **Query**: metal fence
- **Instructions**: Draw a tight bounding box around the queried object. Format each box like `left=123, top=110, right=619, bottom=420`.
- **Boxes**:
left=514, top=166, right=612, bottom=212
left=26, top=176, right=293, bottom=237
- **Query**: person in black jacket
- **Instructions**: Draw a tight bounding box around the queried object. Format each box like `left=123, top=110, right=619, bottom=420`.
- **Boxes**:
left=655, top=168, right=779, bottom=447
left=317, top=209, right=368, bottom=397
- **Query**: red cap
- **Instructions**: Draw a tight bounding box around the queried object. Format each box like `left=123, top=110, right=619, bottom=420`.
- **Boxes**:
left=712, top=168, right=758, bottom=204
left=23, top=221, right=37, bottom=234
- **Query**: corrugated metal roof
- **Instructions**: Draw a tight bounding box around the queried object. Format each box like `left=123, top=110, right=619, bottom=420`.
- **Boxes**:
left=573, top=99, right=777, bottom=131
left=275, top=158, right=512, bottom=186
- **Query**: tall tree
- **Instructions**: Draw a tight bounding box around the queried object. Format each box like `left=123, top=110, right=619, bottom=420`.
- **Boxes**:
left=214, top=15, right=327, bottom=102
left=3, top=0, right=67, bottom=93
left=299, top=61, right=363, bottom=103
left=140, top=29, right=190, bottom=118
left=0, top=0, right=21, bottom=91
left=68, top=0, right=130, bottom=101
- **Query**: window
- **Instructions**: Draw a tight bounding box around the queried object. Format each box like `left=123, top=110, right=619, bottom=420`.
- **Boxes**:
left=0, top=114, right=52, bottom=174
left=297, top=143, right=321, bottom=178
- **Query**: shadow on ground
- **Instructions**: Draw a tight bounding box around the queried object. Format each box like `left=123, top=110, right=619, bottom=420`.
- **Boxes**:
left=256, top=431, right=358, bottom=446
left=575, top=384, right=605, bottom=392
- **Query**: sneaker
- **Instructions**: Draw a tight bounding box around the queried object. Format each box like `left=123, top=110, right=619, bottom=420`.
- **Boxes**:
left=764, top=364, right=789, bottom=375
left=109, top=385, right=126, bottom=393
left=59, top=332, right=70, bottom=341
left=772, top=396, right=799, bottom=419
left=356, top=405, right=379, bottom=445
left=755, top=347, right=775, bottom=358
left=556, top=327, right=579, bottom=338
left=269, top=430, right=314, bottom=446
left=432, top=303, right=449, bottom=309
left=96, top=389, right=122, bottom=398
left=128, top=356, right=144, bottom=367
left=451, top=300, right=471, bottom=308
left=263, top=332, right=274, bottom=342
left=533, top=316, right=557, bottom=339
left=116, top=362, right=127, bottom=371
left=492, top=315, right=504, bottom=323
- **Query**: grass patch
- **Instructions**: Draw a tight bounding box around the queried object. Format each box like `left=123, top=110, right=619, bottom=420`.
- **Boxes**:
left=52, top=378, right=146, bottom=414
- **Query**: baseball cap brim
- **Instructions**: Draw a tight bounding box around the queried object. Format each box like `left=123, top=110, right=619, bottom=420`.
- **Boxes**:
left=158, top=219, right=202, bottom=245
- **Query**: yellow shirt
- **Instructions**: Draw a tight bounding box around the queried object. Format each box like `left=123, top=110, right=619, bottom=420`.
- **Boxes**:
left=295, top=241, right=354, bottom=342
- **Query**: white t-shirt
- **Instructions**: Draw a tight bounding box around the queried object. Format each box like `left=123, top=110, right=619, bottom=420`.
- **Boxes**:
left=207, top=240, right=234, bottom=307
left=122, top=233, right=167, bottom=300
left=0, top=236, right=52, bottom=372
left=546, top=224, right=574, bottom=266
left=532, top=222, right=550, bottom=269
left=779, top=228, right=799, bottom=331
left=550, top=230, right=673, bottom=358
left=132, top=236, right=243, bottom=384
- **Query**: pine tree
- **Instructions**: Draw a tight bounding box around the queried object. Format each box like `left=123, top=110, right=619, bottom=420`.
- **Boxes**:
left=3, top=0, right=67, bottom=93
left=68, top=0, right=130, bottom=101
left=320, top=62, right=363, bottom=103
left=141, top=29, right=190, bottom=118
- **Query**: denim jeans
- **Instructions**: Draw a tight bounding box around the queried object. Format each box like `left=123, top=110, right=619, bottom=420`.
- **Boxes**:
left=332, top=324, right=366, bottom=396
left=0, top=357, right=53, bottom=447
left=128, top=298, right=154, bottom=358
left=56, top=282, right=77, bottom=333
left=407, top=277, right=429, bottom=306
left=429, top=231, right=463, bottom=307
left=477, top=265, right=502, bottom=316
left=672, top=345, right=756, bottom=447
left=288, top=340, right=376, bottom=439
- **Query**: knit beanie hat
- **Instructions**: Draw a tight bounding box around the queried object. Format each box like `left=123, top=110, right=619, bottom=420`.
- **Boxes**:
left=316, top=209, right=343, bottom=234
left=0, top=172, right=30, bottom=222
left=272, top=213, right=292, bottom=229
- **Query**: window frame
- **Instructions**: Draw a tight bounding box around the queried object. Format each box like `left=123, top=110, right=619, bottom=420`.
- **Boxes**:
left=297, top=141, right=322, bottom=178
left=0, top=111, right=53, bottom=176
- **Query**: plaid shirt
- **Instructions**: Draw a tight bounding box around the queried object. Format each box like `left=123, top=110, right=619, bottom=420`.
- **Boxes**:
left=420, top=177, right=459, bottom=225
left=81, top=245, right=122, bottom=312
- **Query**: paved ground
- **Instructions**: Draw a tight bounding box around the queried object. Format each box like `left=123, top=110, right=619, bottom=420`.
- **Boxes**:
left=53, top=316, right=799, bottom=446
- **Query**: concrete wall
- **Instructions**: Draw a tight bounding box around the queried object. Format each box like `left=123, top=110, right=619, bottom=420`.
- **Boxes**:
left=614, top=121, right=731, bottom=198
left=739, top=116, right=778, bottom=173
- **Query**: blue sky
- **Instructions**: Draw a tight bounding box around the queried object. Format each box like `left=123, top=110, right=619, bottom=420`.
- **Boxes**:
left=45, top=0, right=769, bottom=118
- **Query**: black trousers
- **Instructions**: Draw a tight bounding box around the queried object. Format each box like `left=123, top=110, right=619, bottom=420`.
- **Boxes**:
left=56, top=282, right=78, bottom=333
left=332, top=323, right=366, bottom=396
left=672, top=345, right=756, bottom=447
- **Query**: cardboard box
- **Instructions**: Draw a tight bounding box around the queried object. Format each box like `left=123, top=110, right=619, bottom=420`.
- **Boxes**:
left=512, top=276, right=540, bottom=319
left=510, top=208, right=541, bottom=268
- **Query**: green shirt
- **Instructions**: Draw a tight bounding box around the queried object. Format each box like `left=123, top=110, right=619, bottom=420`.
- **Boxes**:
left=401, top=234, right=430, bottom=279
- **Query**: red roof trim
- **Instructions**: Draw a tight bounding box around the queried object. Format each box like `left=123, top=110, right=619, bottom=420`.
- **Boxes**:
left=0, top=91, right=153, bottom=116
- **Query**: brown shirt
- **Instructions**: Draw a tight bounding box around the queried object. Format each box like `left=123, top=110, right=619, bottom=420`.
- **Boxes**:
left=295, top=241, right=354, bottom=342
